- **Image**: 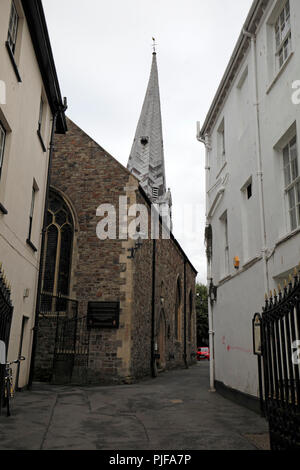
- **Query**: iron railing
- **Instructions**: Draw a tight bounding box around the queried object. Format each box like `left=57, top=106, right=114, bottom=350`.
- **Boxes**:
left=37, top=292, right=90, bottom=384
left=39, top=291, right=78, bottom=318
left=255, top=269, right=300, bottom=450
left=0, top=266, right=13, bottom=412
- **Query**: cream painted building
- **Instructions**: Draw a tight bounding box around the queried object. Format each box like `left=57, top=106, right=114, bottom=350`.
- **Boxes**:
left=0, top=0, right=66, bottom=389
left=198, top=0, right=300, bottom=408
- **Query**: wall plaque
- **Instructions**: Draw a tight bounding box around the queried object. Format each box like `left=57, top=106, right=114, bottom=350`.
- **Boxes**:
left=87, top=302, right=120, bottom=329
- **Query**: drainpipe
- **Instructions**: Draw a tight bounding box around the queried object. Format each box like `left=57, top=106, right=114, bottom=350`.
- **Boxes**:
left=183, top=258, right=188, bottom=369
left=205, top=134, right=216, bottom=393
left=207, top=261, right=215, bottom=392
left=28, top=100, right=67, bottom=389
left=151, top=239, right=157, bottom=378
left=243, top=30, right=269, bottom=295
left=197, top=127, right=216, bottom=392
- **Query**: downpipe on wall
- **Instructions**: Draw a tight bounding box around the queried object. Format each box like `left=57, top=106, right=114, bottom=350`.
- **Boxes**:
left=197, top=128, right=216, bottom=392
left=184, top=258, right=188, bottom=369
left=243, top=30, right=270, bottom=296
left=151, top=239, right=158, bottom=378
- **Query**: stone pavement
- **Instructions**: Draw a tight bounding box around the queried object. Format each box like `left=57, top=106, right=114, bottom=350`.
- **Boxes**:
left=0, top=362, right=270, bottom=450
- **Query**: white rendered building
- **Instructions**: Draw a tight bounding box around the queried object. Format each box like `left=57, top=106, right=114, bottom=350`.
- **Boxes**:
left=198, top=0, right=300, bottom=407
left=0, top=0, right=66, bottom=389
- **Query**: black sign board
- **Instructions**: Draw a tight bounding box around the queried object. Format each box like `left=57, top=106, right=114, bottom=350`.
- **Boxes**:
left=87, top=302, right=120, bottom=329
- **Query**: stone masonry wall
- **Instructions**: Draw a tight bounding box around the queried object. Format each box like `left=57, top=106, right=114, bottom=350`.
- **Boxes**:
left=45, top=118, right=133, bottom=384
left=35, top=118, right=197, bottom=385
left=130, top=189, right=197, bottom=379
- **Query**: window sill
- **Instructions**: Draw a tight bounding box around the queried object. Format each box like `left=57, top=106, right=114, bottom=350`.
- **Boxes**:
left=266, top=51, right=294, bottom=95
left=0, top=203, right=8, bottom=215
left=5, top=41, right=22, bottom=83
left=242, top=256, right=262, bottom=270
left=219, top=274, right=232, bottom=285
left=216, top=161, right=227, bottom=180
left=37, top=130, right=47, bottom=153
left=275, top=227, right=300, bottom=248
left=218, top=255, right=262, bottom=287
left=26, top=239, right=38, bottom=253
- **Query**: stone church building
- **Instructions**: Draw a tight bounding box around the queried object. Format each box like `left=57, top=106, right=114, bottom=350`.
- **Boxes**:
left=32, top=52, right=197, bottom=385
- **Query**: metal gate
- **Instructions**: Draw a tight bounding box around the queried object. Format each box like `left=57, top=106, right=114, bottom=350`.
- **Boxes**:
left=253, top=271, right=300, bottom=450
left=39, top=292, right=90, bottom=384
left=53, top=314, right=90, bottom=384
left=0, top=266, right=13, bottom=410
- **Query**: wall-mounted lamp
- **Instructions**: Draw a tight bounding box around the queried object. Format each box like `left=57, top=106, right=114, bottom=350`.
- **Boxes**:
left=127, top=247, right=136, bottom=259
left=234, top=256, right=240, bottom=270
left=127, top=235, right=144, bottom=259
left=209, top=279, right=217, bottom=303
left=135, top=237, right=143, bottom=250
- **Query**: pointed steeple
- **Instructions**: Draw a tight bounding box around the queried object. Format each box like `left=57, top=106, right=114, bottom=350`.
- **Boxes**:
left=128, top=50, right=172, bottom=214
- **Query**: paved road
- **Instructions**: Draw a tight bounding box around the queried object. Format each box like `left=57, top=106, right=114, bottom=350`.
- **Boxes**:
left=0, top=362, right=269, bottom=450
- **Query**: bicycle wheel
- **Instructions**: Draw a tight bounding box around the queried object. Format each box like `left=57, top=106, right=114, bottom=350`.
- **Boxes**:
left=5, top=379, right=11, bottom=417
left=0, top=384, right=4, bottom=416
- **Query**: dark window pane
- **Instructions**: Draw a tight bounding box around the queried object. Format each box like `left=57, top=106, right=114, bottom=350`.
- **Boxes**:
left=55, top=210, right=67, bottom=227
left=43, top=225, right=58, bottom=293
left=46, top=210, right=53, bottom=227
left=57, top=225, right=73, bottom=296
left=49, top=195, right=61, bottom=213
left=247, top=183, right=252, bottom=199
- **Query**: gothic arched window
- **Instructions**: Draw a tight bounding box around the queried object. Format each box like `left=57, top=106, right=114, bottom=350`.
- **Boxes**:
left=175, top=278, right=181, bottom=341
left=42, top=190, right=74, bottom=298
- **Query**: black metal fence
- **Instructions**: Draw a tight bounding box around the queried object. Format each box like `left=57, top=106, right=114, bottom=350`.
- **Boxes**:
left=254, top=270, right=300, bottom=450
left=0, top=266, right=13, bottom=411
left=37, top=292, right=90, bottom=384
left=40, top=291, right=78, bottom=318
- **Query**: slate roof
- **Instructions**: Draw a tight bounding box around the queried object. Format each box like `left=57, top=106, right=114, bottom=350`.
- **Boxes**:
left=127, top=53, right=168, bottom=204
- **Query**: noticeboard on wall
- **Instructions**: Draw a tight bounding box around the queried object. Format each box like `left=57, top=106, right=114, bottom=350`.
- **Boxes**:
left=87, top=302, right=120, bottom=329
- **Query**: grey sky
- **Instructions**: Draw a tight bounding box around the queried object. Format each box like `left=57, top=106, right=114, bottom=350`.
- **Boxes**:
left=43, top=0, right=253, bottom=284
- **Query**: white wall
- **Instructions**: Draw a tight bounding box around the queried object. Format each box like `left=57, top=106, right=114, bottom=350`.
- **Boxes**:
left=206, top=0, right=300, bottom=397
left=0, top=0, right=53, bottom=388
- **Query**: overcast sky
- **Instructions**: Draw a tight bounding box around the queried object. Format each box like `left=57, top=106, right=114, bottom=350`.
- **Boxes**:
left=43, top=0, right=253, bottom=284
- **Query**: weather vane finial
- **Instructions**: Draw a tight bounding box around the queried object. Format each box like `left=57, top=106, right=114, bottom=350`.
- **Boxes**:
left=152, top=37, right=157, bottom=53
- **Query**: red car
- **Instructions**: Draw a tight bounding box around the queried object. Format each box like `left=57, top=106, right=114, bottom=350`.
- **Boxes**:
left=197, top=347, right=210, bottom=361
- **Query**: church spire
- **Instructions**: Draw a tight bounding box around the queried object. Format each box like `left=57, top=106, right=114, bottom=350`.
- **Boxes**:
left=127, top=47, right=172, bottom=215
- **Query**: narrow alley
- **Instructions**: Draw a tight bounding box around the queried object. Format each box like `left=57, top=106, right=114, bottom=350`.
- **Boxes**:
left=0, top=363, right=269, bottom=451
